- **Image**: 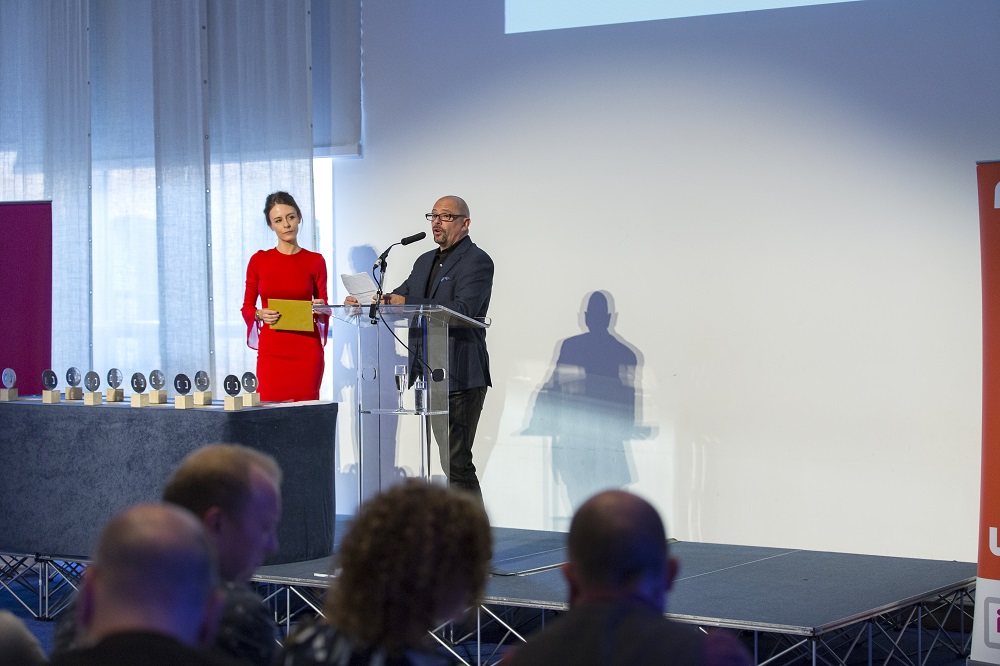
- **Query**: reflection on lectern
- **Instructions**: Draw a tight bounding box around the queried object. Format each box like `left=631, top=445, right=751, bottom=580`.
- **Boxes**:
left=333, top=246, right=407, bottom=507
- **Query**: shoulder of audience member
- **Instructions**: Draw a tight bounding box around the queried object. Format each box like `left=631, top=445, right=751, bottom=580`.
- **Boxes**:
left=213, top=581, right=279, bottom=666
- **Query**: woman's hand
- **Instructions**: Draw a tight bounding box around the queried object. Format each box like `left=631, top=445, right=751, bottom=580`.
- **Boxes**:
left=257, top=308, right=280, bottom=325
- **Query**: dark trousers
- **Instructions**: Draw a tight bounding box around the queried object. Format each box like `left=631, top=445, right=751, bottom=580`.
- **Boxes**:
left=438, top=386, right=487, bottom=501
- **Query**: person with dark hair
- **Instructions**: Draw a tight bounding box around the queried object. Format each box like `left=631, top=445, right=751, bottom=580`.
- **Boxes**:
left=277, top=480, right=493, bottom=666
left=346, top=195, right=493, bottom=500
left=50, top=504, right=242, bottom=666
left=503, top=490, right=753, bottom=666
left=241, top=191, right=329, bottom=402
left=53, top=444, right=283, bottom=666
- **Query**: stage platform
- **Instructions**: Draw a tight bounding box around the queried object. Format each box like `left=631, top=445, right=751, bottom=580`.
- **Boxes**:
left=252, top=517, right=976, bottom=666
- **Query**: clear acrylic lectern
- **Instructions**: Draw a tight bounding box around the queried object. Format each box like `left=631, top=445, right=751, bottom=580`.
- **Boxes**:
left=317, top=304, right=489, bottom=502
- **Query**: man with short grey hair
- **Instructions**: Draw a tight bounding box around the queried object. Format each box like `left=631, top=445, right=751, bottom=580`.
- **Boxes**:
left=50, top=503, right=241, bottom=665
left=54, top=443, right=282, bottom=665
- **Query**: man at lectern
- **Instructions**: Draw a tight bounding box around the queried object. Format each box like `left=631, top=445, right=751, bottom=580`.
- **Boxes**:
left=346, top=195, right=494, bottom=501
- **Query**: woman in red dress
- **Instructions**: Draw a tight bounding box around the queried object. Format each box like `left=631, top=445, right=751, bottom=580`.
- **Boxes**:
left=241, top=191, right=328, bottom=401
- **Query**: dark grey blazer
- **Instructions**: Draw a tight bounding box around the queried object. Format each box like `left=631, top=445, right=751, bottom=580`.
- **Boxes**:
left=392, top=236, right=493, bottom=391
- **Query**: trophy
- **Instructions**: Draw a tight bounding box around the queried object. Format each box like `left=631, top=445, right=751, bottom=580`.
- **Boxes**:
left=83, top=370, right=103, bottom=405
left=130, top=371, right=149, bottom=408
left=241, top=371, right=260, bottom=407
left=42, top=369, right=60, bottom=403
left=174, top=373, right=194, bottom=410
left=193, top=370, right=212, bottom=406
left=223, top=374, right=243, bottom=411
left=65, top=367, right=83, bottom=401
left=106, top=367, right=124, bottom=402
left=0, top=368, right=16, bottom=401
left=149, top=369, right=167, bottom=404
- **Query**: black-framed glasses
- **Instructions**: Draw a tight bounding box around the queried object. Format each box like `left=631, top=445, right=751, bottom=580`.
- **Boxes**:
left=425, top=212, right=465, bottom=222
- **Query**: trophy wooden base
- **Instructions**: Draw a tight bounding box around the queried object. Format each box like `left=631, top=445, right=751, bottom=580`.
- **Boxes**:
left=224, top=395, right=243, bottom=411
left=193, top=391, right=212, bottom=406
left=42, top=390, right=61, bottom=404
left=130, top=393, right=150, bottom=408
left=244, top=392, right=261, bottom=407
left=149, top=389, right=167, bottom=404
left=84, top=392, right=103, bottom=406
left=65, top=387, right=83, bottom=401
left=175, top=395, right=195, bottom=410
left=0, top=388, right=17, bottom=401
left=106, top=388, right=124, bottom=403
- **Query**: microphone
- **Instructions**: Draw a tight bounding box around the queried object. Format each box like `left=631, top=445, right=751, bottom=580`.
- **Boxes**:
left=372, top=231, right=426, bottom=269
left=370, top=231, right=427, bottom=322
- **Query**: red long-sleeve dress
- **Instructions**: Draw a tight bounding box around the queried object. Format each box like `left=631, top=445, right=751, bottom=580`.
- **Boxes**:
left=241, top=248, right=328, bottom=402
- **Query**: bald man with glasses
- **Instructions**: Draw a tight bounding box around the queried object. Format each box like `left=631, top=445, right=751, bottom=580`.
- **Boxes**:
left=352, top=195, right=493, bottom=501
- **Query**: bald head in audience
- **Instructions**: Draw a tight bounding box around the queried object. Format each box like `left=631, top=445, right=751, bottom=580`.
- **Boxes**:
left=564, top=489, right=678, bottom=612
left=77, top=503, right=221, bottom=648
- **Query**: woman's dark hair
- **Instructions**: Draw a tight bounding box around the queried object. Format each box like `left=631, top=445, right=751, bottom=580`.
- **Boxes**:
left=263, top=191, right=302, bottom=227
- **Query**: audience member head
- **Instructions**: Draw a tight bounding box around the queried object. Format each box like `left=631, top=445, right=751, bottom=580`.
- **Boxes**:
left=77, top=503, right=221, bottom=647
left=565, top=490, right=677, bottom=612
left=0, top=610, right=46, bottom=666
left=326, top=480, right=492, bottom=657
left=162, top=443, right=282, bottom=582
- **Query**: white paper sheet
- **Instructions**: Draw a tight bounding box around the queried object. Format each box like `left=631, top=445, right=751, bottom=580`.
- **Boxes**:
left=341, top=272, right=378, bottom=302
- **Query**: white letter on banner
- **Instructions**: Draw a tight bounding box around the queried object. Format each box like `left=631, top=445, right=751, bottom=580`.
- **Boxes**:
left=991, top=527, right=1000, bottom=557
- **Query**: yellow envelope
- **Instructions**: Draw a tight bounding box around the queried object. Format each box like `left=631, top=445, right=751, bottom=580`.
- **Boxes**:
left=268, top=299, right=314, bottom=331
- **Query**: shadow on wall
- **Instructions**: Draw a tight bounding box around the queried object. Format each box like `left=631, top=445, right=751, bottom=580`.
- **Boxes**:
left=523, top=290, right=654, bottom=528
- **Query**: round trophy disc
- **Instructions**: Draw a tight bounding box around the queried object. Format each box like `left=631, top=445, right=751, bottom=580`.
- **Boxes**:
left=84, top=371, right=101, bottom=392
left=149, top=370, right=166, bottom=391
left=42, top=369, right=58, bottom=391
left=194, top=370, right=211, bottom=392
left=107, top=368, right=123, bottom=389
left=223, top=374, right=241, bottom=397
left=1, top=368, right=14, bottom=389
left=130, top=372, right=147, bottom=393
left=241, top=372, right=258, bottom=393
left=174, top=373, right=192, bottom=396
left=66, top=367, right=82, bottom=388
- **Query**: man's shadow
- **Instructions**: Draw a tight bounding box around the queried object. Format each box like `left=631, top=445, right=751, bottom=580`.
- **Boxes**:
left=524, top=291, right=651, bottom=527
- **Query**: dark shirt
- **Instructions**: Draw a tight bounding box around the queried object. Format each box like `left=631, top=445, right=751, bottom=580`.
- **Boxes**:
left=278, top=619, right=446, bottom=666
left=49, top=631, right=244, bottom=666
left=213, top=581, right=280, bottom=666
left=52, top=582, right=278, bottom=666
left=424, top=236, right=467, bottom=297
left=504, top=600, right=751, bottom=666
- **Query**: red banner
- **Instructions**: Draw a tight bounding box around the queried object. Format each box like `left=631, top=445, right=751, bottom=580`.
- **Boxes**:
left=972, top=161, right=1000, bottom=664
left=0, top=201, right=52, bottom=395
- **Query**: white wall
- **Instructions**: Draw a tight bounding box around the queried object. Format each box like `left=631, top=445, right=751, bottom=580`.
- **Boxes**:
left=329, top=0, right=1000, bottom=560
